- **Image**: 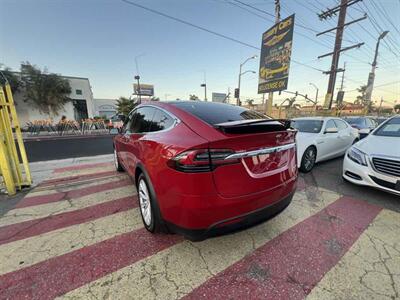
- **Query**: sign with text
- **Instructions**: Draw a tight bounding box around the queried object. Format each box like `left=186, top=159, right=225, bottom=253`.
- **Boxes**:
left=258, top=14, right=295, bottom=94
left=212, top=92, right=227, bottom=103
left=133, top=84, right=154, bottom=96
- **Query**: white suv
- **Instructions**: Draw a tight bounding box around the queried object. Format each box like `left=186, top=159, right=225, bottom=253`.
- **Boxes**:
left=343, top=115, right=400, bottom=196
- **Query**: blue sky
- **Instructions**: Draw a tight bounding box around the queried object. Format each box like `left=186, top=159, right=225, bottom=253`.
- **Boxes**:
left=1, top=0, right=399, bottom=106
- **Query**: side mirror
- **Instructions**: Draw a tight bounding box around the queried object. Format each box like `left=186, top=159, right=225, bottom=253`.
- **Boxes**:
left=119, top=114, right=127, bottom=123
left=359, top=128, right=370, bottom=135
left=325, top=127, right=338, bottom=134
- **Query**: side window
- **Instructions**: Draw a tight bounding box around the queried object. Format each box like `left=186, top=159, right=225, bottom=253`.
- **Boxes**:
left=325, top=119, right=337, bottom=130
left=129, top=107, right=156, bottom=133
left=124, top=112, right=136, bottom=134
left=367, top=118, right=375, bottom=127
left=149, top=109, right=175, bottom=132
left=334, top=119, right=348, bottom=131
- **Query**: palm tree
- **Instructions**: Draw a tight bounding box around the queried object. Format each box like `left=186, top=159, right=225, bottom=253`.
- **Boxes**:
left=189, top=94, right=199, bottom=101
left=246, top=99, right=255, bottom=107
left=116, top=97, right=137, bottom=116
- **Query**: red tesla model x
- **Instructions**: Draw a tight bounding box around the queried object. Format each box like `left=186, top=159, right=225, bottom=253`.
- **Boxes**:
left=113, top=101, right=297, bottom=240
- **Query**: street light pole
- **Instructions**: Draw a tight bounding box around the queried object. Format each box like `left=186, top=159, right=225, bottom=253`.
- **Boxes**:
left=237, top=55, right=257, bottom=106
left=365, top=31, right=389, bottom=108
left=134, top=75, right=141, bottom=104
left=200, top=83, right=207, bottom=101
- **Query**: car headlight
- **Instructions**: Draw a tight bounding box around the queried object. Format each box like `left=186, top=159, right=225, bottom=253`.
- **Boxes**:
left=347, top=147, right=368, bottom=166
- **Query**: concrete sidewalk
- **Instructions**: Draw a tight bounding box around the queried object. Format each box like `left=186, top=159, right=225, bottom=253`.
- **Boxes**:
left=0, top=154, right=113, bottom=215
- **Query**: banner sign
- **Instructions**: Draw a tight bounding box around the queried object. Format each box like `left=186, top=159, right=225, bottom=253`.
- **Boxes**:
left=258, top=14, right=295, bottom=94
left=212, top=93, right=227, bottom=103
left=133, top=84, right=154, bottom=96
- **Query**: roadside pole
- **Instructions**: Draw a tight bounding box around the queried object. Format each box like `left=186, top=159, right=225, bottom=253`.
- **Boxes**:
left=266, top=0, right=280, bottom=116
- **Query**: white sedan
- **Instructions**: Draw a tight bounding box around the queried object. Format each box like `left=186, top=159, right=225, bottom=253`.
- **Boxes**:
left=343, top=115, right=400, bottom=196
left=291, top=117, right=359, bottom=172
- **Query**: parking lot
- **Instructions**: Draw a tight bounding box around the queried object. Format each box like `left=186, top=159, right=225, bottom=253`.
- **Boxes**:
left=0, top=156, right=398, bottom=300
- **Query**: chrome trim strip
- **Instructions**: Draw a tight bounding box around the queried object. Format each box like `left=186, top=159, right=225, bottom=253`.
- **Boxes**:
left=224, top=143, right=296, bottom=160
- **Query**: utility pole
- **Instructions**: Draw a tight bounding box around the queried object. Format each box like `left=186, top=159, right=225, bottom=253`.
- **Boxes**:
left=365, top=31, right=389, bottom=107
left=339, top=62, right=346, bottom=91
left=266, top=0, right=280, bottom=115
left=378, top=97, right=384, bottom=116
left=317, top=0, right=365, bottom=109
left=200, top=83, right=207, bottom=101
left=134, top=75, right=141, bottom=104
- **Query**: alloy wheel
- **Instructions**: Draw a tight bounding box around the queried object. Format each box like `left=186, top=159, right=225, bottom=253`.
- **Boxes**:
left=304, top=148, right=316, bottom=171
left=138, top=179, right=152, bottom=226
left=113, top=149, right=119, bottom=170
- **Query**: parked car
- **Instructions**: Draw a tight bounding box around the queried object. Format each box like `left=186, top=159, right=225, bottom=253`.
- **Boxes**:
left=113, top=101, right=298, bottom=240
left=291, top=117, right=359, bottom=172
left=372, top=116, right=389, bottom=125
left=343, top=115, right=400, bottom=196
left=343, top=116, right=377, bottom=139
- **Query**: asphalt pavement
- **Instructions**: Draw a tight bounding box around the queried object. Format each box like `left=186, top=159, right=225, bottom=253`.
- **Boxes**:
left=23, top=135, right=115, bottom=162
left=301, top=156, right=399, bottom=212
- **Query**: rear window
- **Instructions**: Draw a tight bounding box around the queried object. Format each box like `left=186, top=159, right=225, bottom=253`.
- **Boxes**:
left=345, top=118, right=365, bottom=126
left=171, top=102, right=269, bottom=125
left=291, top=119, right=323, bottom=133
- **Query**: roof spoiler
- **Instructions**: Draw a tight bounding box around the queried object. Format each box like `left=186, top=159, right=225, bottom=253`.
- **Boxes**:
left=214, top=119, right=292, bottom=134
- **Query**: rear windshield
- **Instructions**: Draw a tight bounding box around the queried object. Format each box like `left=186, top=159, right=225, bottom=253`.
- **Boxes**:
left=345, top=118, right=364, bottom=125
left=291, top=120, right=323, bottom=133
left=374, top=117, right=400, bottom=137
left=171, top=102, right=269, bottom=125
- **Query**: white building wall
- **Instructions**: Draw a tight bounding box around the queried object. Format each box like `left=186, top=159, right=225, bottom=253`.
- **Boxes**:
left=14, top=76, right=95, bottom=126
left=93, top=98, right=118, bottom=118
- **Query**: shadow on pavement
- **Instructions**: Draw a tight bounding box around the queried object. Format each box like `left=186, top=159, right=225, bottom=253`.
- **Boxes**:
left=301, top=156, right=399, bottom=213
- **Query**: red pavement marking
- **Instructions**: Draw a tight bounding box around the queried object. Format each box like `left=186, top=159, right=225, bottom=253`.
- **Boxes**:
left=53, top=162, right=113, bottom=173
left=38, top=170, right=119, bottom=187
left=0, top=196, right=138, bottom=246
left=16, top=178, right=133, bottom=209
left=0, top=229, right=182, bottom=300
left=184, top=197, right=382, bottom=300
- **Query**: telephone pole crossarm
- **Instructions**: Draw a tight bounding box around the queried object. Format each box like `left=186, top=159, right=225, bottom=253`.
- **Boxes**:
left=316, top=14, right=367, bottom=36
left=318, top=0, right=362, bottom=19
left=318, top=42, right=364, bottom=59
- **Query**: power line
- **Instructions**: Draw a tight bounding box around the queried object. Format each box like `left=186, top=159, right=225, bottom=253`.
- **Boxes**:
left=120, top=0, right=324, bottom=72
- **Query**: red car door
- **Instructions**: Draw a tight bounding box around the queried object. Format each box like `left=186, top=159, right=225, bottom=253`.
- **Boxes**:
left=123, top=106, right=157, bottom=176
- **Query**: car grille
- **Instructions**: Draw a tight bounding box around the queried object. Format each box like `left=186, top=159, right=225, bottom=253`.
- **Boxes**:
left=372, top=157, right=400, bottom=177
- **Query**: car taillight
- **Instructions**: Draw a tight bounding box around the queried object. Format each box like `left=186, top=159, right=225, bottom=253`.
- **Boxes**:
left=167, top=149, right=239, bottom=172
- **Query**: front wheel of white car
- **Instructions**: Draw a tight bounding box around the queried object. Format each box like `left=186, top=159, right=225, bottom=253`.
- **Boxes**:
left=300, top=146, right=317, bottom=173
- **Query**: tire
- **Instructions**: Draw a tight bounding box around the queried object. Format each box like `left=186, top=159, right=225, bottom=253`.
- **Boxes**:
left=136, top=173, right=167, bottom=233
left=113, top=148, right=124, bottom=172
left=300, top=146, right=317, bottom=173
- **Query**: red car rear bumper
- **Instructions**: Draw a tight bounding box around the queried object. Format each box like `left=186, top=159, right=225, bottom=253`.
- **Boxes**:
left=161, top=177, right=297, bottom=241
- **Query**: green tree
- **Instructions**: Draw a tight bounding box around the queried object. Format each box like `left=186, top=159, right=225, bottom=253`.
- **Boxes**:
left=20, top=62, right=71, bottom=115
left=355, top=85, right=367, bottom=105
left=394, top=103, right=400, bottom=113
left=0, top=65, right=21, bottom=93
left=116, top=97, right=137, bottom=116
left=246, top=99, right=255, bottom=107
left=189, top=94, right=199, bottom=101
